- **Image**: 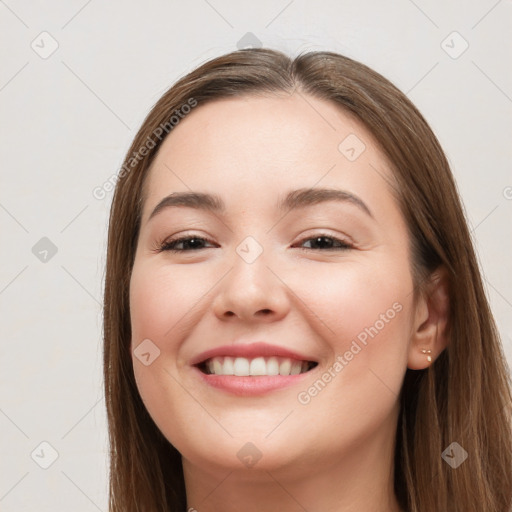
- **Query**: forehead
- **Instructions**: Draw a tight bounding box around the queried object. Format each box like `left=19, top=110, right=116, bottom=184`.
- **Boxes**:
left=141, top=93, right=397, bottom=219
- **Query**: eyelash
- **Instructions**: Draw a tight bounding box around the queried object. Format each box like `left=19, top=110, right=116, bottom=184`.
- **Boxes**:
left=156, top=234, right=353, bottom=253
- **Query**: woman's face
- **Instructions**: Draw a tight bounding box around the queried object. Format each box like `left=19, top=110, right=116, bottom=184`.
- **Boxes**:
left=129, top=92, right=420, bottom=476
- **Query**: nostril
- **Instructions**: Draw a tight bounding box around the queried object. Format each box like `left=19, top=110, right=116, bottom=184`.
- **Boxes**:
left=255, top=309, right=272, bottom=316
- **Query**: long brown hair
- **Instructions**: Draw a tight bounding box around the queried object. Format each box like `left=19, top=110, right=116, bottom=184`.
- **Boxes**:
left=103, top=48, right=512, bottom=511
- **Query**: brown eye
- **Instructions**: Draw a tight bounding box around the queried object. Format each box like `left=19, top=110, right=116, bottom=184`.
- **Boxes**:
left=159, top=236, right=215, bottom=252
left=296, top=235, right=352, bottom=251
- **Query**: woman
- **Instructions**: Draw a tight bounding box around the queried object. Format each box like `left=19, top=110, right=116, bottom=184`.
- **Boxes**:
left=103, top=48, right=512, bottom=511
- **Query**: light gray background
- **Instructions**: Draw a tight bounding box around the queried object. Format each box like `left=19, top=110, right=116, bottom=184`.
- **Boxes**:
left=1, top=1, right=511, bottom=510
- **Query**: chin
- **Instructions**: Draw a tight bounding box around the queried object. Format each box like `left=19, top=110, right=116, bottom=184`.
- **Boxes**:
left=178, top=433, right=307, bottom=474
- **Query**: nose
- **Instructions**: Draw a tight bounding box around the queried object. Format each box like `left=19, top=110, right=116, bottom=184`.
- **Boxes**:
left=212, top=247, right=290, bottom=323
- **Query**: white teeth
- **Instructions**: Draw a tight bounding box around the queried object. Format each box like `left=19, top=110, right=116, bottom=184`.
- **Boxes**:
left=290, top=360, right=302, bottom=375
left=249, top=357, right=266, bottom=376
left=203, top=356, right=313, bottom=376
left=266, top=356, right=280, bottom=375
left=213, top=358, right=222, bottom=375
left=223, top=356, right=235, bottom=375
left=279, top=358, right=291, bottom=376
left=233, top=357, right=250, bottom=376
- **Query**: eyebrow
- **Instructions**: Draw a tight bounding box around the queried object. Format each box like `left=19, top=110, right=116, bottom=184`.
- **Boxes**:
left=147, top=187, right=374, bottom=222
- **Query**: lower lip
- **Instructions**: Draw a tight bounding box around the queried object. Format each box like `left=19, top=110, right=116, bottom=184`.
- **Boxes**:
left=192, top=366, right=312, bottom=396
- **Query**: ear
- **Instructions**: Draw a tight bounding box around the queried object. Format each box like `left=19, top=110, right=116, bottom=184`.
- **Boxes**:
left=407, top=266, right=450, bottom=370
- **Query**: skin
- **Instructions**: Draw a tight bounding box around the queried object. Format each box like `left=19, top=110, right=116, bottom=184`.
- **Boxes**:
left=129, top=92, right=449, bottom=512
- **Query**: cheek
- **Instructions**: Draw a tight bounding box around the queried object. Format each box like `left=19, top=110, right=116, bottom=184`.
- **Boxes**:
left=293, top=257, right=418, bottom=464
left=129, top=260, right=209, bottom=347
left=286, top=258, right=414, bottom=449
left=290, top=256, right=414, bottom=379
left=129, top=260, right=206, bottom=445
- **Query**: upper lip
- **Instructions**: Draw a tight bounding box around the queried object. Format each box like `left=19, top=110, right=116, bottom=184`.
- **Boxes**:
left=190, top=341, right=318, bottom=366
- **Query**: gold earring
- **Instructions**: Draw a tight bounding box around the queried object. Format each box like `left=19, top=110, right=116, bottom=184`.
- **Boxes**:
left=421, top=348, right=432, bottom=362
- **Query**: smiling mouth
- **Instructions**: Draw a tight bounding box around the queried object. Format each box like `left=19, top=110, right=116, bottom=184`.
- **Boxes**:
left=196, top=356, right=318, bottom=377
